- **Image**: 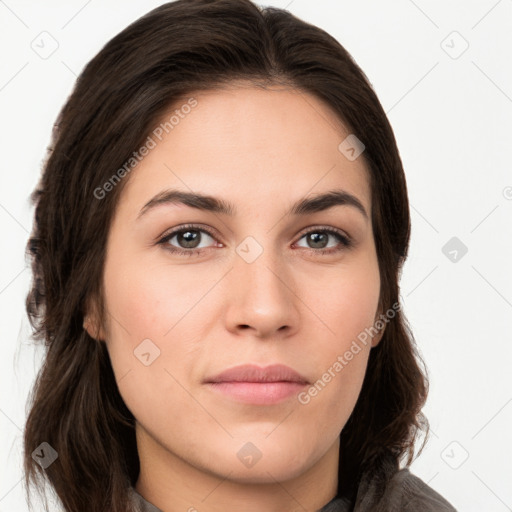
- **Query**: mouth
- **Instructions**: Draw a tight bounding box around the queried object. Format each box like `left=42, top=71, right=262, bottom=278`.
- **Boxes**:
left=203, top=364, right=309, bottom=405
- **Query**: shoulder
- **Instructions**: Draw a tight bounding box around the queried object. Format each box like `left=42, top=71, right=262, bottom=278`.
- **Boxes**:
left=372, top=467, right=458, bottom=512
left=319, top=466, right=458, bottom=512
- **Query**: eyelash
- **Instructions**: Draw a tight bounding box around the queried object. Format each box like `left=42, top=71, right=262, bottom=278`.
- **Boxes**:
left=157, top=223, right=353, bottom=257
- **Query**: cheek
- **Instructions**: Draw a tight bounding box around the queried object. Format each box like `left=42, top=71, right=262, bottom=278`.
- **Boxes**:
left=102, top=259, right=183, bottom=358
left=103, top=253, right=223, bottom=335
left=306, top=258, right=380, bottom=345
left=100, top=256, right=218, bottom=413
left=298, top=259, right=380, bottom=415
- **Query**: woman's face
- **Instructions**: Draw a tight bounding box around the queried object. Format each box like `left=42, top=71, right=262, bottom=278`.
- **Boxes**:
left=90, top=85, right=382, bottom=486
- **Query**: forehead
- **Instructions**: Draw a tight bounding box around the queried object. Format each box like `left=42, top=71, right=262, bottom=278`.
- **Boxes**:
left=117, top=85, right=371, bottom=219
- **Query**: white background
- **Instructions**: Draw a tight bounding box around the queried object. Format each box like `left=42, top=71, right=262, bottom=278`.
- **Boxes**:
left=1, top=1, right=511, bottom=511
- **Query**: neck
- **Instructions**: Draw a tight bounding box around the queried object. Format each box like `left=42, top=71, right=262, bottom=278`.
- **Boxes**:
left=134, top=426, right=339, bottom=512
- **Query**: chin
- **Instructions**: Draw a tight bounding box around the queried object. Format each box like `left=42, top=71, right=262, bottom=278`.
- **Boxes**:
left=199, top=440, right=317, bottom=484
left=213, top=458, right=311, bottom=485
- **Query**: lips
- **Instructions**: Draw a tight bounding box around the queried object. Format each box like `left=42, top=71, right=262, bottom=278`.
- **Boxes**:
left=204, top=364, right=309, bottom=385
left=204, top=364, right=309, bottom=405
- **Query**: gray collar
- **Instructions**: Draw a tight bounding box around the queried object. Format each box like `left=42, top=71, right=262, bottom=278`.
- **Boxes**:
left=129, top=487, right=350, bottom=511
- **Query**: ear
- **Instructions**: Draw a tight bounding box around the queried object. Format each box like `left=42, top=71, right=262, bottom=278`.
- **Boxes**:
left=370, top=310, right=386, bottom=348
left=371, top=326, right=385, bottom=347
left=83, top=295, right=107, bottom=341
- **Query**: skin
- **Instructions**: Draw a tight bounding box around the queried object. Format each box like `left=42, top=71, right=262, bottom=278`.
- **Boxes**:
left=85, top=84, right=384, bottom=512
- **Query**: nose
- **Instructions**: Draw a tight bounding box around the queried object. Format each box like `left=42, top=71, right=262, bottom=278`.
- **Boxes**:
left=223, top=245, right=301, bottom=340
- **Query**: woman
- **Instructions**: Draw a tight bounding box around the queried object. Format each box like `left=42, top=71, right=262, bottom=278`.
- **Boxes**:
left=23, top=1, right=457, bottom=511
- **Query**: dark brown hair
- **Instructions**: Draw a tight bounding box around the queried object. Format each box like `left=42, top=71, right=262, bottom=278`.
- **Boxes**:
left=23, top=1, right=428, bottom=510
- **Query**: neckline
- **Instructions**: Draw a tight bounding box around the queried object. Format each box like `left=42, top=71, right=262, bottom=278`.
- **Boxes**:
left=130, top=487, right=351, bottom=512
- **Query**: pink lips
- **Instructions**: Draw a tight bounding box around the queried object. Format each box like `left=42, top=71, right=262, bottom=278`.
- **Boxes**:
left=204, top=364, right=309, bottom=405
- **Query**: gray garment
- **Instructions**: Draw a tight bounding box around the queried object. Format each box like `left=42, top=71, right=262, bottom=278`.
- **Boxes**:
left=129, top=467, right=457, bottom=511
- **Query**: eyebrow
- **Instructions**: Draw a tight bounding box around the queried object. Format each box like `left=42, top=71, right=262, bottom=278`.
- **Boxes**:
left=137, top=188, right=368, bottom=220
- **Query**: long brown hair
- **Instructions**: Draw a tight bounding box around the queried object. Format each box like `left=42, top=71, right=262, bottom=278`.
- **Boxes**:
left=23, top=1, right=428, bottom=510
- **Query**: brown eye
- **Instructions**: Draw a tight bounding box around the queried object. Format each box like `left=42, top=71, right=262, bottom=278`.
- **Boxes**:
left=296, top=228, right=352, bottom=254
left=174, top=229, right=202, bottom=249
left=158, top=225, right=219, bottom=256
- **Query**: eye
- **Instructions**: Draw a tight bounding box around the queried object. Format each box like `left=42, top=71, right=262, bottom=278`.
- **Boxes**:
left=157, top=224, right=220, bottom=256
left=295, top=227, right=352, bottom=255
